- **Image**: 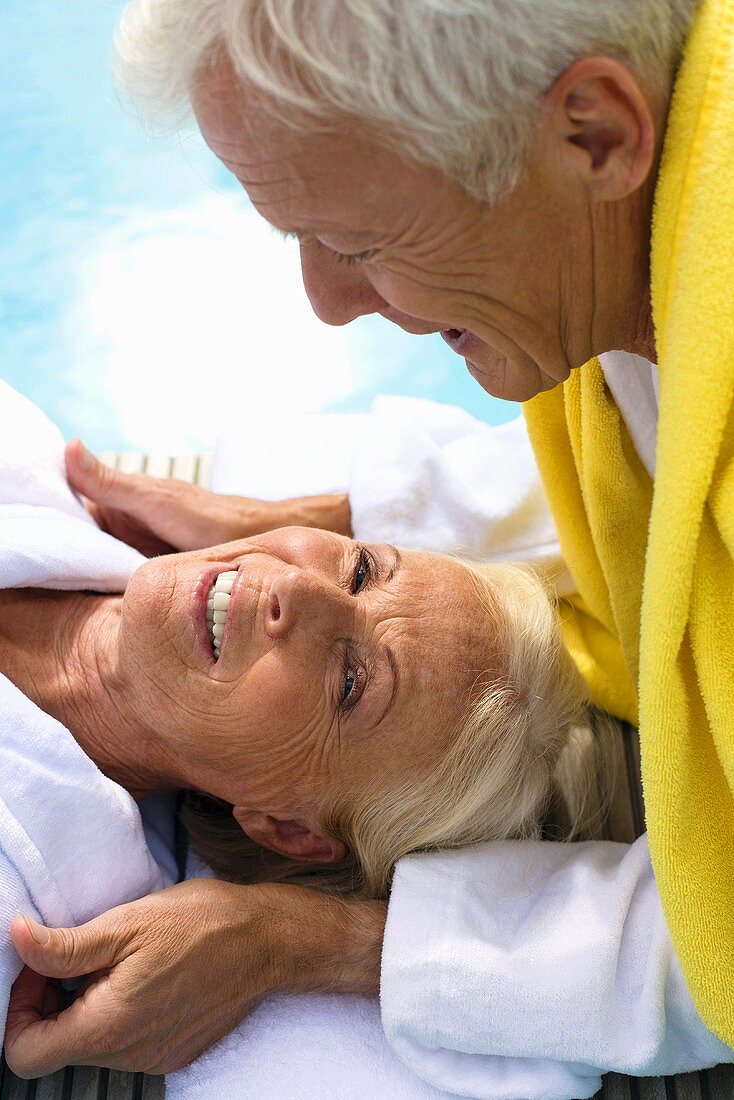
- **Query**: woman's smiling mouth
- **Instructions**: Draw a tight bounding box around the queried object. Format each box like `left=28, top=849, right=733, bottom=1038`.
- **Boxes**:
left=205, top=570, right=238, bottom=658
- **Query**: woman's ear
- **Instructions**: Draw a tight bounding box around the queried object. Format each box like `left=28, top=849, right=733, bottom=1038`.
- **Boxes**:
left=232, top=806, right=348, bottom=863
left=540, top=56, right=657, bottom=201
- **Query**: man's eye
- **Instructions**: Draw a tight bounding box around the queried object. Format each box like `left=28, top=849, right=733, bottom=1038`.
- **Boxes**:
left=333, top=250, right=374, bottom=266
left=351, top=548, right=373, bottom=594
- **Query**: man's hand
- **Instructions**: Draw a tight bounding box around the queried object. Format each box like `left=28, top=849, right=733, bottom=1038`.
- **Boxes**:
left=65, top=439, right=352, bottom=556
left=4, top=879, right=386, bottom=1078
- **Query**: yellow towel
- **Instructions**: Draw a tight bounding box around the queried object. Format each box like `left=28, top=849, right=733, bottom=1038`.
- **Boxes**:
left=524, top=0, right=734, bottom=1043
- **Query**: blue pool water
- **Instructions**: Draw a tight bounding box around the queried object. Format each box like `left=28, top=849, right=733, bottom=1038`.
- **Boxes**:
left=0, top=0, right=518, bottom=453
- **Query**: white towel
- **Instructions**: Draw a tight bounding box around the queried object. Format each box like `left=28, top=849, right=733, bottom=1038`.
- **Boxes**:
left=0, top=380, right=144, bottom=591
left=0, top=381, right=164, bottom=1038
left=0, top=675, right=163, bottom=1035
left=168, top=991, right=450, bottom=1100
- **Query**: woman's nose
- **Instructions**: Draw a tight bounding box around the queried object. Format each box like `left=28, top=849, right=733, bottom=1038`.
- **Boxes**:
left=300, top=240, right=387, bottom=326
left=265, top=568, right=350, bottom=640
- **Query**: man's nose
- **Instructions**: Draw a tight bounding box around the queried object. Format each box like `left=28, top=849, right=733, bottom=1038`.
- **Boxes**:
left=300, top=240, right=387, bottom=325
left=265, top=567, right=351, bottom=640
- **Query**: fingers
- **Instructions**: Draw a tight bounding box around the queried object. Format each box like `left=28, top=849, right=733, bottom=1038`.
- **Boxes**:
left=64, top=440, right=149, bottom=508
left=5, top=911, right=141, bottom=1077
left=10, top=912, right=133, bottom=981
left=4, top=979, right=119, bottom=1078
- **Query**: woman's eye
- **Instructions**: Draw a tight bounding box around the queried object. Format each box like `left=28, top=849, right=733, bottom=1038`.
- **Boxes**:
left=351, top=548, right=373, bottom=594
left=342, top=668, right=357, bottom=704
left=340, top=656, right=365, bottom=710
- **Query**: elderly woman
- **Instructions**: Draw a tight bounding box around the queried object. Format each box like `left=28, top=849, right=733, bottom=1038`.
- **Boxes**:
left=8, top=0, right=733, bottom=1094
left=0, top=382, right=615, bottom=1066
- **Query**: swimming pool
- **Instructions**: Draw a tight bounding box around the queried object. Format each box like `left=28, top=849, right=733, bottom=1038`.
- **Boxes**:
left=0, top=0, right=518, bottom=453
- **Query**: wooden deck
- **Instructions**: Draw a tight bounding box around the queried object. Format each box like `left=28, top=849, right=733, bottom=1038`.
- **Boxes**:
left=2, top=451, right=732, bottom=1099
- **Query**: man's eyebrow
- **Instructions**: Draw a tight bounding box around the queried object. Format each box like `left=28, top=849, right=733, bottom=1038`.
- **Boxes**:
left=386, top=545, right=402, bottom=583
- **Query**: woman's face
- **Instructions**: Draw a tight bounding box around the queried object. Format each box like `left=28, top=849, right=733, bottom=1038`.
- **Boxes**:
left=117, top=528, right=496, bottom=857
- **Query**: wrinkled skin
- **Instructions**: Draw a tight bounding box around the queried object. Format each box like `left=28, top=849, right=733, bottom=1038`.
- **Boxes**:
left=192, top=54, right=666, bottom=402
left=114, top=525, right=495, bottom=856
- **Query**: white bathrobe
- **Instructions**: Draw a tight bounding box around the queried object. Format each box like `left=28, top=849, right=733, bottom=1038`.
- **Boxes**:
left=0, top=380, right=162, bottom=1037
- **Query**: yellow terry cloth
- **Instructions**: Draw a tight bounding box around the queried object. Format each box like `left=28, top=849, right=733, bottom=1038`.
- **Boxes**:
left=523, top=0, right=734, bottom=1044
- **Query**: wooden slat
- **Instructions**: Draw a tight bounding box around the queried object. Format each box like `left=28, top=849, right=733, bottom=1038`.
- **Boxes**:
left=637, top=1076, right=669, bottom=1100
left=601, top=1072, right=633, bottom=1099
left=194, top=453, right=212, bottom=489
left=116, top=453, right=146, bottom=475
left=138, top=1076, right=164, bottom=1100
left=62, top=1067, right=102, bottom=1100
left=702, top=1064, right=734, bottom=1099
left=34, top=1068, right=72, bottom=1100
left=675, top=1072, right=708, bottom=1100
left=170, top=455, right=198, bottom=483
left=142, top=455, right=172, bottom=479
left=0, top=1056, right=29, bottom=1100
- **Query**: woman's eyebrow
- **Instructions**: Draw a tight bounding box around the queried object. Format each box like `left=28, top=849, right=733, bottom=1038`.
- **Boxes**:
left=369, top=644, right=400, bottom=731
left=385, top=546, right=402, bottom=583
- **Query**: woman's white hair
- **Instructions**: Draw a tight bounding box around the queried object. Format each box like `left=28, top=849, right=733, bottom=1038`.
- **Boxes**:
left=116, top=0, right=700, bottom=202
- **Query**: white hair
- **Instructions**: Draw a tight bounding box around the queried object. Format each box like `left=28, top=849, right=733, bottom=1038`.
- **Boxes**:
left=115, top=0, right=700, bottom=202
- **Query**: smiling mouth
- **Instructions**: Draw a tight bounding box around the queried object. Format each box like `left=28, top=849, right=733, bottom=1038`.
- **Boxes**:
left=205, top=570, right=238, bottom=659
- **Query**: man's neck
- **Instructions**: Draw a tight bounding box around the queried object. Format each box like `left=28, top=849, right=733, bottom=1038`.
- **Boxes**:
left=0, top=589, right=176, bottom=798
left=591, top=180, right=658, bottom=367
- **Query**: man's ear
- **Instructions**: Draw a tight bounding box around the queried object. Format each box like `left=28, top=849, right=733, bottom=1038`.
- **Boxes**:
left=233, top=806, right=348, bottom=863
left=541, top=57, right=657, bottom=201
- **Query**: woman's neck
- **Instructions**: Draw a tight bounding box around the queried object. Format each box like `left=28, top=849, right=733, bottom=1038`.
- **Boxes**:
left=0, top=589, right=178, bottom=799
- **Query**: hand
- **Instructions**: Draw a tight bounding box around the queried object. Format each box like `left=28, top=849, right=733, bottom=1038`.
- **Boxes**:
left=64, top=440, right=352, bottom=556
left=64, top=440, right=280, bottom=556
left=4, top=879, right=386, bottom=1077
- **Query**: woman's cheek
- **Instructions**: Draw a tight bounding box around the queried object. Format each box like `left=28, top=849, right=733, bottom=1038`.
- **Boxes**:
left=243, top=662, right=303, bottom=739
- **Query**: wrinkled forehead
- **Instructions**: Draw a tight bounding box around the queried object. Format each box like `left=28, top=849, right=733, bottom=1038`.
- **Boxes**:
left=191, top=54, right=437, bottom=233
left=391, top=554, right=499, bottom=728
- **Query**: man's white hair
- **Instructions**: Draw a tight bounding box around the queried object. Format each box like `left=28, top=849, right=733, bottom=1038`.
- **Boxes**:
left=116, top=0, right=700, bottom=202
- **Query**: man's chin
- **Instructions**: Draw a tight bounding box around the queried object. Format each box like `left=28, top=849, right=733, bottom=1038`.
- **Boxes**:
left=464, top=354, right=554, bottom=403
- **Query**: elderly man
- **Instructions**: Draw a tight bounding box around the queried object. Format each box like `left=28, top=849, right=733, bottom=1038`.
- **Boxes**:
left=5, top=0, right=733, bottom=1095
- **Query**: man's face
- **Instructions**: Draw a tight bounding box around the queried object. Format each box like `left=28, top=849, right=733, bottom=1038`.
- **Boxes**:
left=193, top=56, right=595, bottom=402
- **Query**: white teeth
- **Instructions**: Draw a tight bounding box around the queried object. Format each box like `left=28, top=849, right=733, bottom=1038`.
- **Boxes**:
left=206, top=570, right=238, bottom=659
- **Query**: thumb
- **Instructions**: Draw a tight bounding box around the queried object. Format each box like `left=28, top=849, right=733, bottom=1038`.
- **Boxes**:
left=65, top=439, right=147, bottom=509
left=11, top=913, right=131, bottom=979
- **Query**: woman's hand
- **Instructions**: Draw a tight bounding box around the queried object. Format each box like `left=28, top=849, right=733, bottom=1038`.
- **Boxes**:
left=65, top=440, right=352, bottom=556
left=4, top=878, right=386, bottom=1078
